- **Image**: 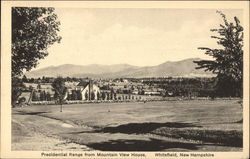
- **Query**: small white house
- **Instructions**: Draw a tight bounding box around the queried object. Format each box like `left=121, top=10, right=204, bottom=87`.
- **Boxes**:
left=76, top=81, right=100, bottom=100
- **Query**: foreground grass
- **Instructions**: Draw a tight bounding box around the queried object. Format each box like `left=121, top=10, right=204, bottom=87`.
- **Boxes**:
left=12, top=100, right=243, bottom=151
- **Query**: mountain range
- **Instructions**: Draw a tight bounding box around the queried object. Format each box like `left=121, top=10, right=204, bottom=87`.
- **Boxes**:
left=25, top=58, right=214, bottom=78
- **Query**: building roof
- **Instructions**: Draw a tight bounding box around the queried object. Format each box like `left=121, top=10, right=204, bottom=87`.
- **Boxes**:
left=24, top=83, right=55, bottom=95
left=24, top=83, right=53, bottom=89
left=77, top=81, right=89, bottom=88
left=39, top=84, right=53, bottom=89
left=24, top=83, right=38, bottom=88
left=65, top=81, right=80, bottom=88
left=19, top=92, right=31, bottom=99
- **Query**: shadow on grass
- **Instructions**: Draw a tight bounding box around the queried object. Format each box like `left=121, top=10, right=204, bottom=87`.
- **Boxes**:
left=67, top=121, right=242, bottom=148
left=13, top=111, right=50, bottom=115
left=71, top=122, right=202, bottom=134
left=86, top=138, right=202, bottom=151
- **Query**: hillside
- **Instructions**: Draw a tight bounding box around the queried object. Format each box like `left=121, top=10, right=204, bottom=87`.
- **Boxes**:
left=25, top=64, right=138, bottom=78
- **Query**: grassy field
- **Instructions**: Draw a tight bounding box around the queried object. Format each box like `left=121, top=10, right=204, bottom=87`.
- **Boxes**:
left=12, top=99, right=243, bottom=151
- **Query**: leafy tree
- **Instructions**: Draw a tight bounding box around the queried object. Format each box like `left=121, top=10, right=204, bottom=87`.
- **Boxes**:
left=110, top=92, right=113, bottom=100
left=42, top=76, right=46, bottom=82
left=106, top=93, right=110, bottom=100
left=46, top=92, right=51, bottom=101
left=140, top=90, right=145, bottom=95
left=54, top=91, right=58, bottom=100
left=30, top=78, right=35, bottom=83
left=110, top=88, right=114, bottom=100
left=22, top=75, right=28, bottom=83
left=76, top=90, right=82, bottom=100
left=66, top=76, right=72, bottom=82
left=11, top=7, right=61, bottom=106
left=37, top=83, right=42, bottom=90
left=40, top=90, right=46, bottom=101
left=97, top=91, right=100, bottom=100
left=52, top=77, right=67, bottom=112
left=66, top=93, right=72, bottom=101
left=28, top=85, right=33, bottom=91
left=194, top=11, right=243, bottom=97
left=32, top=91, right=38, bottom=101
left=91, top=92, right=95, bottom=100
left=12, top=7, right=61, bottom=77
left=18, top=97, right=26, bottom=106
left=85, top=92, right=89, bottom=100
left=101, top=92, right=106, bottom=100
left=71, top=90, right=78, bottom=100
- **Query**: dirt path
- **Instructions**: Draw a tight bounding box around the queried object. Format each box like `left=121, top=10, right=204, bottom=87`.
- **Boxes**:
left=12, top=115, right=91, bottom=151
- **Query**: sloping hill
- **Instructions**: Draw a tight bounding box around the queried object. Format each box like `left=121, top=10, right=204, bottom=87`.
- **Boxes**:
left=25, top=64, right=138, bottom=78
left=97, top=58, right=212, bottom=78
left=25, top=58, right=213, bottom=78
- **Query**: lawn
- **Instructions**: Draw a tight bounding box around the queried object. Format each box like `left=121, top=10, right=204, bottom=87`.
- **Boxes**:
left=12, top=99, right=243, bottom=151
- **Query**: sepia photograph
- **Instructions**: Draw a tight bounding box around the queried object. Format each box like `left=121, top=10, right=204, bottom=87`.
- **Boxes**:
left=1, top=1, right=249, bottom=159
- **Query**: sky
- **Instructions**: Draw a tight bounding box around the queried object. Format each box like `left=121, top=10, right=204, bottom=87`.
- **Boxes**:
left=35, top=8, right=242, bottom=70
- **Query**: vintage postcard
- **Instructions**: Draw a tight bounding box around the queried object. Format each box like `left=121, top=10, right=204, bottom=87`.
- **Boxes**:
left=1, top=1, right=249, bottom=159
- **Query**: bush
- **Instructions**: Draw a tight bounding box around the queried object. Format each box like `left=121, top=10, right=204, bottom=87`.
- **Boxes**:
left=18, top=97, right=26, bottom=104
